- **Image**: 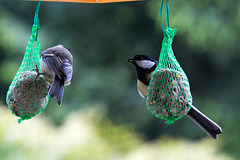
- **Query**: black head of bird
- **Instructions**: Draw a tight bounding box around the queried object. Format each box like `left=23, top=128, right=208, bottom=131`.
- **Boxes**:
left=126, top=55, right=222, bottom=139
left=40, top=45, right=73, bottom=106
left=126, top=55, right=158, bottom=98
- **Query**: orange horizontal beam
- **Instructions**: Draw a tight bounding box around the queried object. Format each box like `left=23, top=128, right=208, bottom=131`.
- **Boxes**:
left=26, top=0, right=143, bottom=3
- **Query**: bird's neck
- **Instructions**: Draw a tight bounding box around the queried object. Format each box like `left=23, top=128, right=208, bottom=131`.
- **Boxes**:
left=135, top=64, right=157, bottom=86
left=136, top=68, right=150, bottom=85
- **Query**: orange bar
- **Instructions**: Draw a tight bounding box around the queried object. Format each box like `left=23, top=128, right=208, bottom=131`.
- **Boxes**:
left=99, top=0, right=142, bottom=2
left=26, top=0, right=143, bottom=3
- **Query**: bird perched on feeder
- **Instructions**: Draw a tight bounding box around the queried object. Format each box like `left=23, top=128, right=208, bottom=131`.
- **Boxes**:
left=126, top=55, right=222, bottom=139
left=35, top=45, right=73, bottom=106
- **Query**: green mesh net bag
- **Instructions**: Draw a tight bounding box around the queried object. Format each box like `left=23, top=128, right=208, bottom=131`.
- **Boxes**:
left=6, top=1, right=49, bottom=123
left=146, top=0, right=192, bottom=124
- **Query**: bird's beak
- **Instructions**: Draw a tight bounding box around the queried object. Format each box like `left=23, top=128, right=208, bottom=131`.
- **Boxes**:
left=125, top=58, right=134, bottom=63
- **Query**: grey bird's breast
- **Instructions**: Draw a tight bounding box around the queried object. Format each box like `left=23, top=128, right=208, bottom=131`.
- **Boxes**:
left=41, top=58, right=54, bottom=84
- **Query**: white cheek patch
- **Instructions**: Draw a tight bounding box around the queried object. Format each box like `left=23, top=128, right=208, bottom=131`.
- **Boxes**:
left=136, top=60, right=155, bottom=69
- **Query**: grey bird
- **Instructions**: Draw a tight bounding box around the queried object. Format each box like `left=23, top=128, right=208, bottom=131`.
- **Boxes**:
left=126, top=55, right=222, bottom=139
left=40, top=45, right=73, bottom=106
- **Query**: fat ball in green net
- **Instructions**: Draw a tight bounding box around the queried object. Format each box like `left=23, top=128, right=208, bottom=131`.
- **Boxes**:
left=146, top=27, right=193, bottom=124
left=6, top=25, right=49, bottom=123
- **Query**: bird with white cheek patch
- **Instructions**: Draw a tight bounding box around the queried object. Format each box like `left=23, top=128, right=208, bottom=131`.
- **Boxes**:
left=126, top=55, right=222, bottom=139
left=126, top=55, right=158, bottom=99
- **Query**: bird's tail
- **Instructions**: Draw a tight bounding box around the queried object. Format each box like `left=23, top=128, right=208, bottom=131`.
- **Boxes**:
left=48, top=76, right=64, bottom=106
left=186, top=105, right=222, bottom=139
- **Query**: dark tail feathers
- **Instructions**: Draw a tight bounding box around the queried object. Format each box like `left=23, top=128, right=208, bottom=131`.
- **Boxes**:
left=187, top=105, right=222, bottom=139
left=48, top=76, right=64, bottom=106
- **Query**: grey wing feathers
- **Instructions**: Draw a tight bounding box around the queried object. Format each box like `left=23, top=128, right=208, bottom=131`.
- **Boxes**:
left=48, top=76, right=65, bottom=106
left=42, top=55, right=62, bottom=79
left=42, top=55, right=73, bottom=83
left=61, top=59, right=73, bottom=83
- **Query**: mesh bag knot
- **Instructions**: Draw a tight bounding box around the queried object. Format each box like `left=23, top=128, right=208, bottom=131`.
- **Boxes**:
left=6, top=25, right=49, bottom=123
left=146, top=27, right=192, bottom=124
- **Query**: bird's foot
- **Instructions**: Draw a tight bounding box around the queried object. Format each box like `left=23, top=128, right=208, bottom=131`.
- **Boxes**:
left=32, top=65, right=46, bottom=81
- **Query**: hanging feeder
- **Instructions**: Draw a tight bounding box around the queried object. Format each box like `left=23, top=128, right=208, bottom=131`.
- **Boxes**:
left=6, top=0, right=50, bottom=123
left=146, top=0, right=192, bottom=124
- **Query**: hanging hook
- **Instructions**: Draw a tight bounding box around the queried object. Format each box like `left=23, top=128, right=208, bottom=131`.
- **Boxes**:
left=34, top=0, right=41, bottom=41
left=160, top=0, right=166, bottom=36
left=160, top=0, right=171, bottom=36
left=166, top=0, right=170, bottom=28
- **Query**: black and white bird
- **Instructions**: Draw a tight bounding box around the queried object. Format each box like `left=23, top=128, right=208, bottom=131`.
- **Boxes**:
left=126, top=55, right=222, bottom=139
left=40, top=45, right=73, bottom=106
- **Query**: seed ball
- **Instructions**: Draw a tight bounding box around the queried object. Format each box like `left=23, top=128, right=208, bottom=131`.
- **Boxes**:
left=6, top=71, right=49, bottom=122
left=146, top=69, right=192, bottom=124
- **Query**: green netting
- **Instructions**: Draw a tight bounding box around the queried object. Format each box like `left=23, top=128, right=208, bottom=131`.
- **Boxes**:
left=146, top=27, right=192, bottom=124
left=6, top=25, right=49, bottom=124
left=146, top=0, right=193, bottom=124
left=6, top=0, right=49, bottom=123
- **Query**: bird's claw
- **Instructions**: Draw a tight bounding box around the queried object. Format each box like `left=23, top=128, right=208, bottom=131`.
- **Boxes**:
left=32, top=65, right=45, bottom=81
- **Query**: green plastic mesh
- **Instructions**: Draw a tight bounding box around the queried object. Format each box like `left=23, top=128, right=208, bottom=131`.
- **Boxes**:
left=146, top=27, right=192, bottom=124
left=6, top=25, right=49, bottom=123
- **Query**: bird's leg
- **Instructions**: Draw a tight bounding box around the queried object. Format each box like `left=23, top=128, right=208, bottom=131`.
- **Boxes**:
left=32, top=65, right=46, bottom=81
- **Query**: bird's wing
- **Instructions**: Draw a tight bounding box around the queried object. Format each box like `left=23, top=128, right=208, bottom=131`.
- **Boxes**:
left=42, top=54, right=63, bottom=79
left=48, top=75, right=65, bottom=106
left=61, top=59, right=73, bottom=83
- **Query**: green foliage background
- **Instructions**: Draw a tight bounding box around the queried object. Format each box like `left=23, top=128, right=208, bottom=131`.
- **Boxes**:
left=0, top=0, right=239, bottom=159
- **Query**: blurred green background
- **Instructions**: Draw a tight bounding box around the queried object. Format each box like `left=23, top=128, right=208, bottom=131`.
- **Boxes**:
left=0, top=0, right=239, bottom=159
